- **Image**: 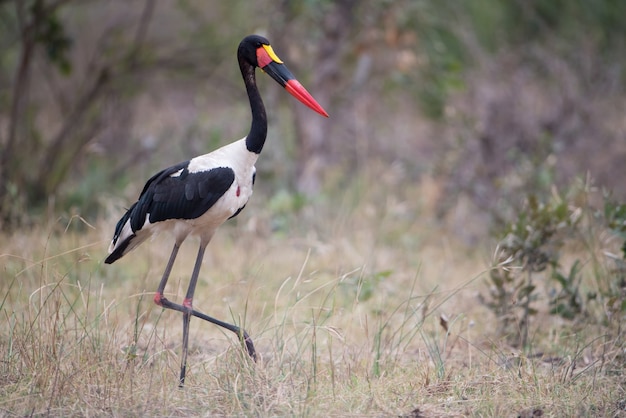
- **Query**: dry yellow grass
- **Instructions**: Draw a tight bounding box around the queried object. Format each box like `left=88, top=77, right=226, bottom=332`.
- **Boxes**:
left=1, top=174, right=624, bottom=417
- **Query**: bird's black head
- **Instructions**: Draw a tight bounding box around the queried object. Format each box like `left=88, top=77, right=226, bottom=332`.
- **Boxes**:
left=237, top=34, right=329, bottom=118
left=238, top=34, right=271, bottom=67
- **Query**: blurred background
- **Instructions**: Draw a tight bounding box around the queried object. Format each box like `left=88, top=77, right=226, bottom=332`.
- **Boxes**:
left=1, top=0, right=625, bottom=238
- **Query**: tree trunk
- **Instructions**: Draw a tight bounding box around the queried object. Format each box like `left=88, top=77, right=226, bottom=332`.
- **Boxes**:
left=272, top=0, right=355, bottom=196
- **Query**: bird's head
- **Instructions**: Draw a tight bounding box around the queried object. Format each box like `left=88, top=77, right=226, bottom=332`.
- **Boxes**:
left=239, top=35, right=329, bottom=118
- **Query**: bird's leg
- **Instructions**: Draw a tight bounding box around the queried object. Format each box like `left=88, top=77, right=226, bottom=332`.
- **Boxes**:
left=180, top=310, right=191, bottom=387
left=153, top=243, right=257, bottom=387
left=153, top=242, right=180, bottom=306
left=178, top=242, right=207, bottom=387
left=158, top=300, right=258, bottom=361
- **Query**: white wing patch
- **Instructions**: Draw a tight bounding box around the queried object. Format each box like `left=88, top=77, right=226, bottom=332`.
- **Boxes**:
left=187, top=138, right=249, bottom=174
left=170, top=168, right=184, bottom=177
left=108, top=219, right=134, bottom=253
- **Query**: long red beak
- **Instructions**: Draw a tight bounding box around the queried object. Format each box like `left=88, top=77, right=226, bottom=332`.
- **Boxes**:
left=258, top=45, right=329, bottom=118
left=285, top=79, right=329, bottom=118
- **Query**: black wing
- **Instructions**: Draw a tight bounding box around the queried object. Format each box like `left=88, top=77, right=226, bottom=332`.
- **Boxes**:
left=105, top=163, right=235, bottom=265
left=134, top=164, right=235, bottom=228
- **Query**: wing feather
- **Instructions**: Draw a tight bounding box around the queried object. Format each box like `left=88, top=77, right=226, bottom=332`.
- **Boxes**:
left=105, top=163, right=235, bottom=264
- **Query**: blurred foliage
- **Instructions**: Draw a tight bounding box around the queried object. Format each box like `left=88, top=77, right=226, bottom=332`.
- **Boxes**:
left=411, top=0, right=626, bottom=233
left=481, top=191, right=577, bottom=347
left=267, top=189, right=308, bottom=234
left=32, top=1, right=72, bottom=74
left=0, top=0, right=253, bottom=228
left=338, top=269, right=392, bottom=303
left=383, top=0, right=626, bottom=116
left=481, top=181, right=626, bottom=348
left=0, top=0, right=624, bottom=232
left=460, top=0, right=626, bottom=54
left=605, top=197, right=626, bottom=258
left=501, top=0, right=626, bottom=52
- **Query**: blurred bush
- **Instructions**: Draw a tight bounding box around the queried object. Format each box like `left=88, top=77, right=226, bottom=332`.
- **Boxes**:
left=0, top=0, right=624, bottom=234
left=482, top=180, right=626, bottom=348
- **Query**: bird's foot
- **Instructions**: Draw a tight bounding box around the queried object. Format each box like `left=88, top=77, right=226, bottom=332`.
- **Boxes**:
left=154, top=292, right=165, bottom=306
left=154, top=292, right=166, bottom=306
left=182, top=298, right=194, bottom=315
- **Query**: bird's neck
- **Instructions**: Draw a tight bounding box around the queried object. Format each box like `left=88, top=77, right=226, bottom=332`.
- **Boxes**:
left=240, top=61, right=267, bottom=154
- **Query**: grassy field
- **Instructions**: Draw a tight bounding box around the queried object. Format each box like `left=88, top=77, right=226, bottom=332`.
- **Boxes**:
left=1, top=174, right=624, bottom=417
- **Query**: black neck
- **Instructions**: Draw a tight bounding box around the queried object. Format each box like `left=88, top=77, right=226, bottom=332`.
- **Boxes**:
left=239, top=57, right=267, bottom=154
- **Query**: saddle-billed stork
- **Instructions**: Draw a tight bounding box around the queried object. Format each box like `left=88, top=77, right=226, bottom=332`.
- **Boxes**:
left=105, top=35, right=328, bottom=387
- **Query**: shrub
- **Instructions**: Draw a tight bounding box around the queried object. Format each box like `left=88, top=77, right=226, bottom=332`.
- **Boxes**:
left=480, top=181, right=626, bottom=348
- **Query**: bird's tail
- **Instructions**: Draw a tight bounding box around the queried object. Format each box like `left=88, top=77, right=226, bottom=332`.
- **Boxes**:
left=105, top=232, right=149, bottom=264
left=105, top=203, right=148, bottom=264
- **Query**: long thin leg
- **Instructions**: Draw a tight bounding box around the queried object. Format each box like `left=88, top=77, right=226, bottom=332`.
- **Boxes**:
left=153, top=242, right=257, bottom=387
left=153, top=242, right=180, bottom=306
left=178, top=242, right=207, bottom=387
left=157, top=299, right=256, bottom=360
left=180, top=310, right=191, bottom=387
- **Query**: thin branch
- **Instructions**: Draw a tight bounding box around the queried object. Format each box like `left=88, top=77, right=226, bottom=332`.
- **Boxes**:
left=1, top=0, right=74, bottom=183
left=127, top=0, right=156, bottom=69
left=37, top=67, right=111, bottom=196
left=2, top=0, right=36, bottom=178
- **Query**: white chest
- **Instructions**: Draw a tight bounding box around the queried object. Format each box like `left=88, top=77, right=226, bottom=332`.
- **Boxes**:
left=186, top=138, right=258, bottom=226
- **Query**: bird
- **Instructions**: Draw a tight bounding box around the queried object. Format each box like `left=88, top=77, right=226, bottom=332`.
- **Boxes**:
left=104, top=34, right=328, bottom=387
